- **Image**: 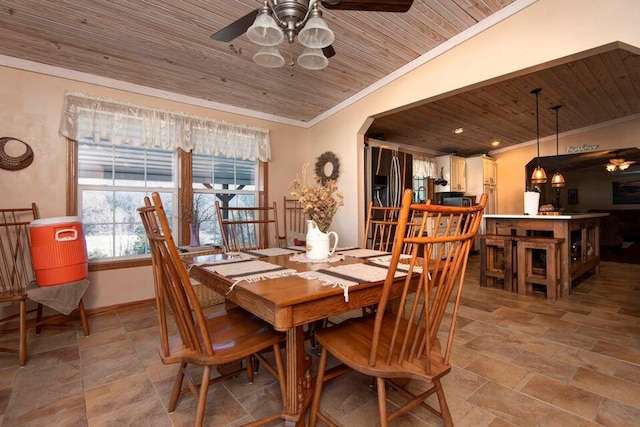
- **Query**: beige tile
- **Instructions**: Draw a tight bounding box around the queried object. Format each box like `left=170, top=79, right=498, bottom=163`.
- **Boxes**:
left=540, top=328, right=598, bottom=350
left=591, top=340, right=640, bottom=365
left=595, top=398, right=640, bottom=427
left=551, top=347, right=619, bottom=376
left=520, top=374, right=603, bottom=419
left=77, top=325, right=129, bottom=351
left=463, top=356, right=530, bottom=389
left=511, top=350, right=578, bottom=382
left=528, top=313, right=579, bottom=332
left=571, top=367, right=640, bottom=410
left=466, top=381, right=555, bottom=426
left=463, top=336, right=522, bottom=362
left=614, top=360, right=640, bottom=384
left=81, top=340, right=145, bottom=390
left=575, top=324, right=633, bottom=346
left=314, top=371, right=376, bottom=421
left=502, top=331, right=563, bottom=357
left=85, top=373, right=160, bottom=419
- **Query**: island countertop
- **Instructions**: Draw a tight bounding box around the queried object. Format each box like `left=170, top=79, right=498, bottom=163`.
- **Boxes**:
left=484, top=213, right=605, bottom=297
left=483, top=213, right=609, bottom=220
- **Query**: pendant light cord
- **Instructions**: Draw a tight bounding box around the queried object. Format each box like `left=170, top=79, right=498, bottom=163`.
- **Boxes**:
left=552, top=105, right=561, bottom=172
left=534, top=89, right=540, bottom=167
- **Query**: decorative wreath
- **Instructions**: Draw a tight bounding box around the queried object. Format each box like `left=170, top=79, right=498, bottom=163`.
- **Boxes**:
left=315, top=151, right=340, bottom=184
left=0, top=137, right=34, bottom=171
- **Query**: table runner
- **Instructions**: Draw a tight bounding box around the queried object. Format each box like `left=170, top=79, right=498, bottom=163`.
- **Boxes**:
left=297, top=262, right=406, bottom=302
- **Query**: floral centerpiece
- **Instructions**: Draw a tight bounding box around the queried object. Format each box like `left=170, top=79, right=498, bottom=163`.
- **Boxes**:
left=289, top=164, right=344, bottom=233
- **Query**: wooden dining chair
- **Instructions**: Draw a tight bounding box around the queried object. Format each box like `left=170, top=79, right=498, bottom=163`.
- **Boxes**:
left=138, top=193, right=286, bottom=427
left=361, top=202, right=421, bottom=316
left=0, top=204, right=89, bottom=366
left=215, top=201, right=282, bottom=252
left=310, top=190, right=487, bottom=427
left=280, top=196, right=307, bottom=247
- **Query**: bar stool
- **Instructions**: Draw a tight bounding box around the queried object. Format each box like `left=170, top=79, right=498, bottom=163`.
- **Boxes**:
left=479, top=234, right=516, bottom=291
left=515, top=236, right=564, bottom=300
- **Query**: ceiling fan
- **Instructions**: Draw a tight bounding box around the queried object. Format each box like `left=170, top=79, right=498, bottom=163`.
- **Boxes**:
left=606, top=153, right=635, bottom=172
left=211, top=0, right=414, bottom=69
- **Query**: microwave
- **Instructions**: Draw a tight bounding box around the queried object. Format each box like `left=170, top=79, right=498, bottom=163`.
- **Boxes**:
left=442, top=196, right=474, bottom=207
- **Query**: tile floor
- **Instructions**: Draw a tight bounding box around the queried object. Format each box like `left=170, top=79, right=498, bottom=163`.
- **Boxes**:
left=1, top=256, right=639, bottom=426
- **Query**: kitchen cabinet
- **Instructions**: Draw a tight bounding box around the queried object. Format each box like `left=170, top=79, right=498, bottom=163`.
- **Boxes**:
left=467, top=155, right=497, bottom=248
left=435, top=154, right=466, bottom=192
left=426, top=215, right=459, bottom=259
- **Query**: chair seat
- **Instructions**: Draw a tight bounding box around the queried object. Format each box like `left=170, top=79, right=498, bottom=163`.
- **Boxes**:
left=315, top=315, right=450, bottom=382
left=163, top=307, right=283, bottom=366
left=0, top=289, right=27, bottom=301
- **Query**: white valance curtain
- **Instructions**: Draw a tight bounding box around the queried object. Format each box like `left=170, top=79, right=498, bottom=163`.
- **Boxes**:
left=413, top=156, right=436, bottom=178
left=59, top=92, right=271, bottom=161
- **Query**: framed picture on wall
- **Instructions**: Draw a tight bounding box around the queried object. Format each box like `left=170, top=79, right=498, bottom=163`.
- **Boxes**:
left=568, top=188, right=578, bottom=205
left=613, top=181, right=640, bottom=204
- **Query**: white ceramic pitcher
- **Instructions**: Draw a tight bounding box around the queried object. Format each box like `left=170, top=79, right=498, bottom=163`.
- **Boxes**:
left=305, top=219, right=339, bottom=260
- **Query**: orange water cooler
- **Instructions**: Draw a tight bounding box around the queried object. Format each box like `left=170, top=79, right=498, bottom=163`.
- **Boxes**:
left=29, top=216, right=88, bottom=286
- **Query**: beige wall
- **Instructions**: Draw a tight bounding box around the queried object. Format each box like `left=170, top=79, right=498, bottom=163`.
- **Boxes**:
left=0, top=66, right=309, bottom=311
left=2, top=0, right=640, bottom=311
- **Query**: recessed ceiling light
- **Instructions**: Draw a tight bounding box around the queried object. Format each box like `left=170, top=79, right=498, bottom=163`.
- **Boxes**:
left=491, top=141, right=501, bottom=146
left=452, top=127, right=464, bottom=134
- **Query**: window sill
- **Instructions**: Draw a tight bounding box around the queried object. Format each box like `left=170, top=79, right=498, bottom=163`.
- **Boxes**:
left=88, top=256, right=152, bottom=272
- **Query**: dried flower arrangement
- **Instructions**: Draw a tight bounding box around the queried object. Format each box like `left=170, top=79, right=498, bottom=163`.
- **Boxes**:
left=289, top=163, right=344, bottom=233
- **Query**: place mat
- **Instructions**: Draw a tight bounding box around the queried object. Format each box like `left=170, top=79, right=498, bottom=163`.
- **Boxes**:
left=189, top=252, right=256, bottom=266
left=335, top=248, right=391, bottom=258
left=242, top=247, right=302, bottom=258
left=203, top=260, right=297, bottom=292
left=368, top=254, right=424, bottom=274
left=289, top=252, right=346, bottom=264
left=297, top=263, right=407, bottom=302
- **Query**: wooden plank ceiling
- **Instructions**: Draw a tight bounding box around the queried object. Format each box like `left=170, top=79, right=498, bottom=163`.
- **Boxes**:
left=0, top=0, right=638, bottom=165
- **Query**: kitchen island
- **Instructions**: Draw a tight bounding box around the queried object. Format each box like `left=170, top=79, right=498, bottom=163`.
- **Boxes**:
left=484, top=213, right=609, bottom=297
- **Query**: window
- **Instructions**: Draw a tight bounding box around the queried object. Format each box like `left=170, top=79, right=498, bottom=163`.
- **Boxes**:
left=188, top=153, right=259, bottom=245
left=75, top=140, right=262, bottom=262
left=61, top=93, right=270, bottom=267
left=78, top=139, right=175, bottom=259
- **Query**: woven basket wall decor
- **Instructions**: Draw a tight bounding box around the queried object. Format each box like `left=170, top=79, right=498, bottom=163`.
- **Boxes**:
left=0, top=137, right=34, bottom=171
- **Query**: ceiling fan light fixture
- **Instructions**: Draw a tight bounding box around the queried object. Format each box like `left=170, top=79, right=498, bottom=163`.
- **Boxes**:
left=298, top=17, right=334, bottom=48
left=297, top=47, right=329, bottom=70
left=247, top=10, right=284, bottom=46
left=606, top=156, right=634, bottom=172
left=253, top=46, right=285, bottom=68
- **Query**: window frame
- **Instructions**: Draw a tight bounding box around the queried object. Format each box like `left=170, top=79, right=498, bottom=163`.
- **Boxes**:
left=67, top=140, right=268, bottom=271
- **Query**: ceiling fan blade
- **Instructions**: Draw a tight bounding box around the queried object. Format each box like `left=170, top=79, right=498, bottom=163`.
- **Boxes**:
left=323, top=45, right=336, bottom=59
left=321, top=0, right=414, bottom=12
left=210, top=9, right=259, bottom=42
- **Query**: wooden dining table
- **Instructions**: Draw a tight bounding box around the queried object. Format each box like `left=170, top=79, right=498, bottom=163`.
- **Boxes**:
left=185, top=249, right=410, bottom=426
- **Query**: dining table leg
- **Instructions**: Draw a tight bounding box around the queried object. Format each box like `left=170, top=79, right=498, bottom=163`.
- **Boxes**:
left=282, top=325, right=313, bottom=426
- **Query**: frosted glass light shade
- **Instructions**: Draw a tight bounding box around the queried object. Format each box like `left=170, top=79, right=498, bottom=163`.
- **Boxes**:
left=253, top=46, right=285, bottom=68
left=297, top=48, right=328, bottom=70
left=531, top=166, right=547, bottom=184
left=551, top=172, right=565, bottom=187
left=298, top=17, right=334, bottom=48
left=247, top=13, right=284, bottom=46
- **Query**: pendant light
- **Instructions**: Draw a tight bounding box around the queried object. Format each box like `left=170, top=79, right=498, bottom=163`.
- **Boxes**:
left=550, top=105, right=565, bottom=187
left=530, top=88, right=547, bottom=184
